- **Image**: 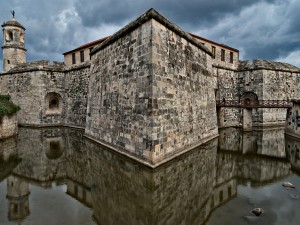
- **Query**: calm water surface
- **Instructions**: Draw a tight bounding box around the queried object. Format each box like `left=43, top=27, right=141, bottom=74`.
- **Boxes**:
left=0, top=127, right=299, bottom=225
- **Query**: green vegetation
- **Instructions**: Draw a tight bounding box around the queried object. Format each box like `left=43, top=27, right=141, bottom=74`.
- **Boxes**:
left=0, top=94, right=20, bottom=117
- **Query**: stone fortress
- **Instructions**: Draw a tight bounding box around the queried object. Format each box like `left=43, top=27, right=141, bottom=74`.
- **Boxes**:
left=1, top=8, right=300, bottom=167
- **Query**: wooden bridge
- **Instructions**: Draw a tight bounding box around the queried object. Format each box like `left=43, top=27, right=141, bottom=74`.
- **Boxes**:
left=216, top=100, right=292, bottom=108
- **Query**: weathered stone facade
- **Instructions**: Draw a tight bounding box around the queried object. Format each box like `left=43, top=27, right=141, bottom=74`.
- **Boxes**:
left=238, top=60, right=300, bottom=126
left=85, top=10, right=218, bottom=165
left=0, top=61, right=90, bottom=128
left=2, top=9, right=300, bottom=166
left=0, top=114, right=18, bottom=139
left=285, top=99, right=300, bottom=138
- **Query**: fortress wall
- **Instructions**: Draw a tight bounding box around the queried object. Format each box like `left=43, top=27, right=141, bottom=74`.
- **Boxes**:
left=86, top=16, right=218, bottom=166
left=64, top=65, right=90, bottom=128
left=0, top=114, right=18, bottom=139
left=150, top=19, right=218, bottom=163
left=285, top=100, right=300, bottom=138
left=85, top=20, right=153, bottom=162
left=0, top=64, right=90, bottom=128
left=261, top=69, right=300, bottom=125
left=238, top=67, right=300, bottom=126
left=216, top=67, right=241, bottom=126
left=0, top=70, right=66, bottom=126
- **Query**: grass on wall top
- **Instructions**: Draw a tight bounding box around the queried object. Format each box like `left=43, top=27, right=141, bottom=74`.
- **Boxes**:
left=0, top=94, right=20, bottom=117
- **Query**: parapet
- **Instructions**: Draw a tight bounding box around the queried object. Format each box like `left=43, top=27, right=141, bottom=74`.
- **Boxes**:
left=238, top=59, right=300, bottom=72
left=1, top=60, right=65, bottom=74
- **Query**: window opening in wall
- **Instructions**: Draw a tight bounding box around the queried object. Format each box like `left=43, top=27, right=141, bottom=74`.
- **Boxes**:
left=7, top=60, right=10, bottom=64
left=45, top=92, right=62, bottom=115
left=80, top=50, right=84, bottom=62
left=6, top=31, right=13, bottom=41
left=72, top=53, right=76, bottom=64
left=20, top=33, right=24, bottom=43
left=49, top=98, right=59, bottom=109
left=221, top=49, right=225, bottom=61
left=230, top=52, right=233, bottom=63
left=89, top=47, right=93, bottom=60
left=211, top=46, right=216, bottom=59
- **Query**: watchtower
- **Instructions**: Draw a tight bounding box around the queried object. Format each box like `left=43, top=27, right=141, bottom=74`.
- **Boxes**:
left=1, top=12, right=26, bottom=72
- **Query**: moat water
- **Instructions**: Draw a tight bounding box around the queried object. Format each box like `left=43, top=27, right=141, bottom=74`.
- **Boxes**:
left=0, top=127, right=300, bottom=225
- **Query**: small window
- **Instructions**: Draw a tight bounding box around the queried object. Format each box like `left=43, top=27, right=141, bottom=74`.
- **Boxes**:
left=6, top=31, right=13, bottom=41
left=221, top=49, right=225, bottom=61
left=20, top=33, right=24, bottom=43
left=72, top=53, right=76, bottom=64
left=211, top=46, right=216, bottom=59
left=7, top=60, right=10, bottom=64
left=49, top=98, right=59, bottom=109
left=89, top=47, right=93, bottom=60
left=80, top=50, right=84, bottom=63
left=45, top=92, right=62, bottom=115
left=230, top=52, right=233, bottom=63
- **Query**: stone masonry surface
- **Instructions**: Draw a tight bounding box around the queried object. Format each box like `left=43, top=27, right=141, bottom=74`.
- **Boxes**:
left=0, top=114, right=17, bottom=139
left=85, top=12, right=218, bottom=165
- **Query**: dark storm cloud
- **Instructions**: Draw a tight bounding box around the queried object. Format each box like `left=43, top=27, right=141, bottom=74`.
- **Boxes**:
left=0, top=0, right=300, bottom=71
left=73, top=0, right=278, bottom=29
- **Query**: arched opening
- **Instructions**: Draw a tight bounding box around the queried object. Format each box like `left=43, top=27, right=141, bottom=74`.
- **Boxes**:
left=49, top=97, right=59, bottom=109
left=20, top=33, right=24, bottom=44
left=5, top=30, right=13, bottom=41
left=240, top=92, right=258, bottom=130
left=45, top=92, right=62, bottom=114
left=240, top=91, right=259, bottom=106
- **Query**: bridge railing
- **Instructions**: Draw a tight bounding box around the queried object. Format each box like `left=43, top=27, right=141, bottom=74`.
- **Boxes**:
left=216, top=100, right=292, bottom=108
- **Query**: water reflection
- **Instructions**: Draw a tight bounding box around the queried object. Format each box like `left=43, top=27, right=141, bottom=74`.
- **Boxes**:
left=0, top=127, right=299, bottom=225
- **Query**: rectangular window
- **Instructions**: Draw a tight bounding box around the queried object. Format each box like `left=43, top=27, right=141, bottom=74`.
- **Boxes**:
left=89, top=47, right=93, bottom=60
left=72, top=53, right=76, bottom=64
left=230, top=52, right=233, bottom=63
left=221, top=49, right=225, bottom=61
left=80, top=50, right=84, bottom=63
left=211, top=46, right=216, bottom=59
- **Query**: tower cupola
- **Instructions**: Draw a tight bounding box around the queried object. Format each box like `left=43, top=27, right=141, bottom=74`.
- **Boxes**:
left=2, top=12, right=26, bottom=72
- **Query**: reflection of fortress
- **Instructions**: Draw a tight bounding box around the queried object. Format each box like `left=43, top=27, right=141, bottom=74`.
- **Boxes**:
left=1, top=127, right=292, bottom=224
left=1, top=9, right=300, bottom=166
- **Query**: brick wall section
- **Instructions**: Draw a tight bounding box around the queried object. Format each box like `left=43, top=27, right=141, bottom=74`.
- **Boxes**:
left=85, top=17, right=218, bottom=165
left=0, top=114, right=18, bottom=139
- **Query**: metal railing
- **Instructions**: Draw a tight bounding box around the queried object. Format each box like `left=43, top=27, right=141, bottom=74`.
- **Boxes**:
left=216, top=100, right=292, bottom=108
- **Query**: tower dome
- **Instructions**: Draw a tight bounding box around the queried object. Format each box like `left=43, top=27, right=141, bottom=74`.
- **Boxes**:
left=2, top=14, right=26, bottom=72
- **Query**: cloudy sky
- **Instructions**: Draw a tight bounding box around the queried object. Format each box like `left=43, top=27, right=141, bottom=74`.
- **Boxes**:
left=1, top=0, right=300, bottom=71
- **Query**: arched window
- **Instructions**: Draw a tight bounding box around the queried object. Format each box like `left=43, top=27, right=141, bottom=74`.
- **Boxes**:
left=45, top=92, right=62, bottom=114
left=49, top=97, right=59, bottom=109
left=20, top=33, right=24, bottom=43
left=5, top=31, right=13, bottom=41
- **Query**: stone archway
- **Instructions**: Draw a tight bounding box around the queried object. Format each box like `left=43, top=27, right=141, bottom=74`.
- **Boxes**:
left=45, top=92, right=62, bottom=115
left=240, top=92, right=258, bottom=130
